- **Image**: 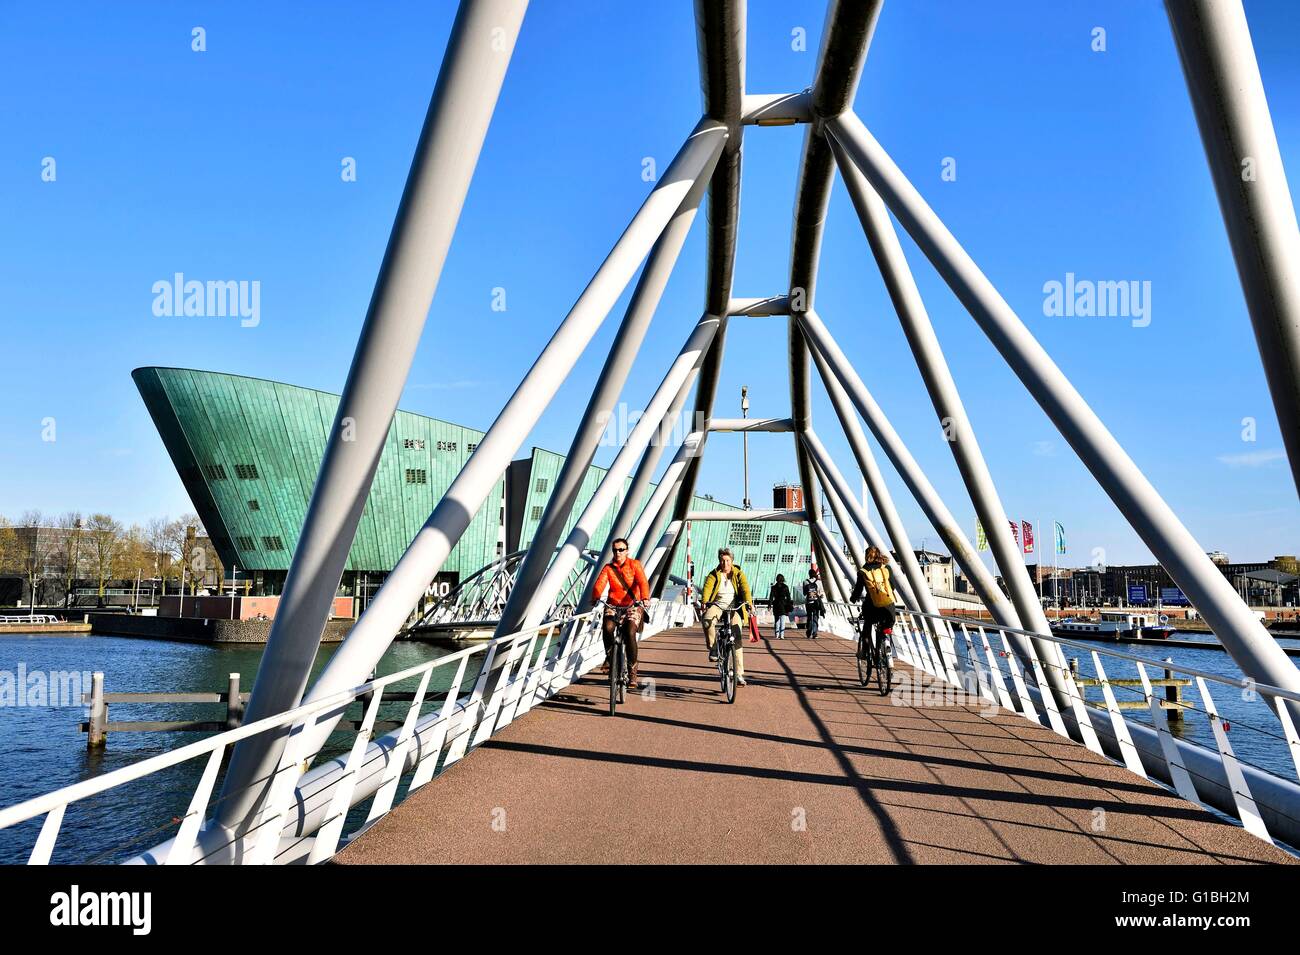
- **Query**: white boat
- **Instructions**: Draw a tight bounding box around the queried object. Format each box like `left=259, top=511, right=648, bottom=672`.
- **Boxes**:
left=1052, top=610, right=1175, bottom=641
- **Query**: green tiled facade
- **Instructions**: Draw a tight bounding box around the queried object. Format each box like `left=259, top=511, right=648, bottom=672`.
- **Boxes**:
left=133, top=367, right=503, bottom=583
left=517, top=449, right=816, bottom=597
left=134, top=367, right=816, bottom=600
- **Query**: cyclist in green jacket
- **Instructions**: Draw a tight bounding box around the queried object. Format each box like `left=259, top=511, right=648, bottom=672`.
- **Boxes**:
left=701, top=548, right=753, bottom=685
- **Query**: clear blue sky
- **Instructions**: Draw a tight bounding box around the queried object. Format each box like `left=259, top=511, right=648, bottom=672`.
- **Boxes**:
left=1, top=0, right=1297, bottom=570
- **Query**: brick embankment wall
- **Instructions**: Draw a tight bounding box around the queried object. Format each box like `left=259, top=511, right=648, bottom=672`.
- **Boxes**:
left=88, top=614, right=354, bottom=643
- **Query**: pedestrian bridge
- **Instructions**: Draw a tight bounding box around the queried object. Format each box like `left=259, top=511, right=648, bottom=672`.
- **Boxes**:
left=333, top=622, right=1290, bottom=866
left=2, top=601, right=1298, bottom=864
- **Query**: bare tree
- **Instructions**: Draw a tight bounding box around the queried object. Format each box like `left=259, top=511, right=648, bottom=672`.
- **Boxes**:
left=16, top=510, right=60, bottom=612
left=0, top=516, right=20, bottom=595
left=85, top=513, right=124, bottom=598
left=119, top=524, right=154, bottom=607
left=145, top=516, right=174, bottom=580
left=55, top=511, right=85, bottom=607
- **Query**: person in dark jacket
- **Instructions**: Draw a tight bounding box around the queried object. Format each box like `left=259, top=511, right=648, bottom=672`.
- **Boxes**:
left=769, top=574, right=793, bottom=640
left=802, top=567, right=825, bottom=639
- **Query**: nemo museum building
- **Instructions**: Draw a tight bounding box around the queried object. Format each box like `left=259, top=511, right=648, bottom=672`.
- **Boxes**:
left=132, top=368, right=816, bottom=607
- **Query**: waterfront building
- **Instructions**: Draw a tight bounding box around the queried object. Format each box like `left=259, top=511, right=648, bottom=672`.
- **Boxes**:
left=132, top=367, right=814, bottom=605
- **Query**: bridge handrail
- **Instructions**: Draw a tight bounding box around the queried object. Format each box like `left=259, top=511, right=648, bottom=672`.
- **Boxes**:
left=823, top=600, right=1300, bottom=849
left=890, top=605, right=1300, bottom=706
left=0, top=606, right=616, bottom=863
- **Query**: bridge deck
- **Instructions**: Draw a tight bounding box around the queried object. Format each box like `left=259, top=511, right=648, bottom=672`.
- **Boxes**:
left=336, top=625, right=1294, bottom=865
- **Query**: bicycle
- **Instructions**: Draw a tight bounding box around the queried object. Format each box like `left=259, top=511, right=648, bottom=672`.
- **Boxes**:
left=705, top=601, right=747, bottom=703
left=599, top=600, right=642, bottom=717
left=855, top=610, right=892, bottom=696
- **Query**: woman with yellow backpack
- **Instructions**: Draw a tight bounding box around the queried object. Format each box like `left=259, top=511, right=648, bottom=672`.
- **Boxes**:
left=850, top=545, right=897, bottom=654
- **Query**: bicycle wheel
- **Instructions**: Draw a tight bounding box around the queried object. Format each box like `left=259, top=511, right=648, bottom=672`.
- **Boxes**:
left=608, top=639, right=621, bottom=716
left=875, top=635, right=891, bottom=696
left=724, top=639, right=737, bottom=704
left=856, top=630, right=871, bottom=686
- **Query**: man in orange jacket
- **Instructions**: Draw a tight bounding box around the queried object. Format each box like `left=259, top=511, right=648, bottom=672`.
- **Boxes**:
left=590, top=537, right=650, bottom=686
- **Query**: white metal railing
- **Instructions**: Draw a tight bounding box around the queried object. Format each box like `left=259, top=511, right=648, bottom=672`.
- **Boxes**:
left=826, top=600, right=1300, bottom=851
left=0, top=613, right=63, bottom=624
left=0, top=598, right=692, bottom=865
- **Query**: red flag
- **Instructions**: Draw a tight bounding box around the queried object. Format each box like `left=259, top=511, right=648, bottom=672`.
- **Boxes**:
left=1009, top=521, right=1019, bottom=549
left=1022, top=521, right=1034, bottom=555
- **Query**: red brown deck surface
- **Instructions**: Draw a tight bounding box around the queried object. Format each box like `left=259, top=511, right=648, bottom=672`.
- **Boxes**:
left=335, top=626, right=1294, bottom=865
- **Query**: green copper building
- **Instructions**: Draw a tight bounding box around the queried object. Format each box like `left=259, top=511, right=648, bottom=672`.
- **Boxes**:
left=133, top=367, right=817, bottom=600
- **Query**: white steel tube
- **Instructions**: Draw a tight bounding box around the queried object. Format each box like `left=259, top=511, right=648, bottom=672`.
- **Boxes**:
left=523, top=315, right=722, bottom=627
left=828, top=111, right=1300, bottom=711
left=220, top=0, right=531, bottom=828
left=295, top=120, right=727, bottom=757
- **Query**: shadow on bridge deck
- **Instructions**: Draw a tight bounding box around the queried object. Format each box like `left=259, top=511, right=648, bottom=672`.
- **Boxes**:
left=335, top=625, right=1294, bottom=865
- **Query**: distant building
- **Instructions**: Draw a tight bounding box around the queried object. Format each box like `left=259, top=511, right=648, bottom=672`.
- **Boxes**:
left=773, top=483, right=804, bottom=511
left=914, top=549, right=953, bottom=592
left=1234, top=569, right=1299, bottom=607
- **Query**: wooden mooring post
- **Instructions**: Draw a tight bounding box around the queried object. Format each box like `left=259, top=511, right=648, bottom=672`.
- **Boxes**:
left=86, top=672, right=107, bottom=749
left=1069, top=656, right=1188, bottom=721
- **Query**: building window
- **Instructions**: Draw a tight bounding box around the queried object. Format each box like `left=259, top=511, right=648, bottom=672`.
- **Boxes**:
left=800, top=555, right=812, bottom=563
left=436, top=440, right=458, bottom=452
left=535, top=478, right=548, bottom=493
left=202, top=464, right=228, bottom=481
left=727, top=522, right=762, bottom=548
left=468, top=442, right=478, bottom=452
left=403, top=438, right=426, bottom=450
left=405, top=468, right=428, bottom=485
left=236, top=536, right=256, bottom=550
left=530, top=505, right=544, bottom=521
left=765, top=534, right=778, bottom=544
left=783, top=534, right=797, bottom=544
left=762, top=554, right=776, bottom=563
left=744, top=553, right=758, bottom=565
left=234, top=463, right=259, bottom=480
left=262, top=536, right=285, bottom=551
left=247, top=499, right=260, bottom=511
left=780, top=554, right=794, bottom=563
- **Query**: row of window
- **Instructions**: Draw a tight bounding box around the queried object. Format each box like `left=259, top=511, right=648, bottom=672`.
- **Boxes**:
left=404, top=438, right=475, bottom=453
left=233, top=535, right=284, bottom=551
left=727, top=522, right=763, bottom=548
left=764, top=533, right=799, bottom=544
left=201, top=463, right=259, bottom=481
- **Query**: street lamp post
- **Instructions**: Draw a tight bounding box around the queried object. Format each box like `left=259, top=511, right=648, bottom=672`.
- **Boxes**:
left=741, top=385, right=751, bottom=511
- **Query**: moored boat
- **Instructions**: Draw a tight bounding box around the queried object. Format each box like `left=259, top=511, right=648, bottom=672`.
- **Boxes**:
left=1051, top=610, right=1175, bottom=641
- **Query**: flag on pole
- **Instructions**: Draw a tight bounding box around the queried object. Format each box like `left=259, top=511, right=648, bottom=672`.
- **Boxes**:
left=975, top=519, right=988, bottom=551
left=1009, top=521, right=1020, bottom=549
left=1054, top=521, right=1066, bottom=555
left=1022, top=521, right=1034, bottom=555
